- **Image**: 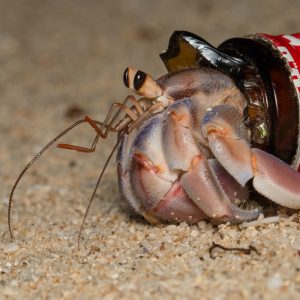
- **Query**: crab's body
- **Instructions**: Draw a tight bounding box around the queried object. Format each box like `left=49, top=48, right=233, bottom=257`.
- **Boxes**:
left=117, top=68, right=300, bottom=224
left=8, top=31, right=300, bottom=240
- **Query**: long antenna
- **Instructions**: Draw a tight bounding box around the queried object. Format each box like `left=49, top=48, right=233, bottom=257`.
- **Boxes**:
left=77, top=136, right=121, bottom=249
left=8, top=119, right=87, bottom=238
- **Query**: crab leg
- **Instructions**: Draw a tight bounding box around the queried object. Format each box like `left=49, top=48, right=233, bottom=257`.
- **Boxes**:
left=208, top=159, right=249, bottom=202
left=130, top=152, right=206, bottom=223
left=202, top=104, right=300, bottom=209
left=180, top=155, right=260, bottom=223
left=162, top=100, right=259, bottom=223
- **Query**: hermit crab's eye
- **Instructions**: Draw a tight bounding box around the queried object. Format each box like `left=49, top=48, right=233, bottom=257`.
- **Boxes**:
left=133, top=71, right=147, bottom=91
left=123, top=67, right=163, bottom=99
left=123, top=67, right=129, bottom=88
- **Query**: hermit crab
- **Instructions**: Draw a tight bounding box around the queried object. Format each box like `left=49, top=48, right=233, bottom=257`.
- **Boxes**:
left=8, top=31, right=300, bottom=241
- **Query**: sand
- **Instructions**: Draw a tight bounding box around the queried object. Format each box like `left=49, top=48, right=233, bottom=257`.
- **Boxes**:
left=1, top=1, right=300, bottom=299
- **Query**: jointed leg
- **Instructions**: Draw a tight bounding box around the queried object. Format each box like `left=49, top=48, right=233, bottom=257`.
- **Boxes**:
left=84, top=95, right=143, bottom=137
left=127, top=101, right=163, bottom=133
left=57, top=95, right=142, bottom=152
left=180, top=155, right=260, bottom=223
left=57, top=134, right=100, bottom=153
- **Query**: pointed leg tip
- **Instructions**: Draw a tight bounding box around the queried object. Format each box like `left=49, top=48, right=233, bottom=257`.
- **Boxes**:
left=227, top=204, right=261, bottom=223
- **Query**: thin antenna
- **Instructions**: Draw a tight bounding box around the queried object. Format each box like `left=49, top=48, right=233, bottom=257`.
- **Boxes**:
left=8, top=119, right=87, bottom=238
left=77, top=136, right=121, bottom=250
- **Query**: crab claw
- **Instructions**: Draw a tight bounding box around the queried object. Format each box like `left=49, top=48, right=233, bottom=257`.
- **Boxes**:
left=202, top=104, right=300, bottom=209
left=252, top=149, right=300, bottom=209
left=202, top=104, right=253, bottom=185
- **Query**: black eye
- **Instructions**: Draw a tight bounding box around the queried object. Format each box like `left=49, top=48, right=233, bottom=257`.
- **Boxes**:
left=133, top=70, right=146, bottom=91
left=123, top=68, right=129, bottom=88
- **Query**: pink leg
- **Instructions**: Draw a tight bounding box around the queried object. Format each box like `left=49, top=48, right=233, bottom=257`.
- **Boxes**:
left=208, top=159, right=249, bottom=202
left=162, top=99, right=202, bottom=171
left=252, top=149, right=300, bottom=209
left=154, top=181, right=207, bottom=224
left=161, top=101, right=258, bottom=223
left=130, top=152, right=172, bottom=211
left=202, top=104, right=300, bottom=209
left=180, top=156, right=260, bottom=223
left=129, top=151, right=206, bottom=223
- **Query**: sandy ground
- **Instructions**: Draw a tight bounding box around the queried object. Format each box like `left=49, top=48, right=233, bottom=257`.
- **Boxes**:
left=1, top=0, right=300, bottom=299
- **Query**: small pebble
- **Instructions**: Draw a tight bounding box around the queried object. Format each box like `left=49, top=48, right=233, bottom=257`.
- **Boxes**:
left=244, top=228, right=258, bottom=238
left=198, top=221, right=207, bottom=230
left=10, top=280, right=18, bottom=287
left=226, top=229, right=238, bottom=239
left=142, top=246, right=150, bottom=254
left=89, top=245, right=100, bottom=255
left=1, top=196, right=8, bottom=204
left=291, top=239, right=300, bottom=250
left=267, top=273, right=282, bottom=289
left=191, top=230, right=199, bottom=238
left=111, top=273, right=119, bottom=279
left=129, top=226, right=135, bottom=234
left=166, top=225, right=177, bottom=231
left=13, top=260, right=20, bottom=267
left=193, top=276, right=203, bottom=286
left=3, top=243, right=19, bottom=253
